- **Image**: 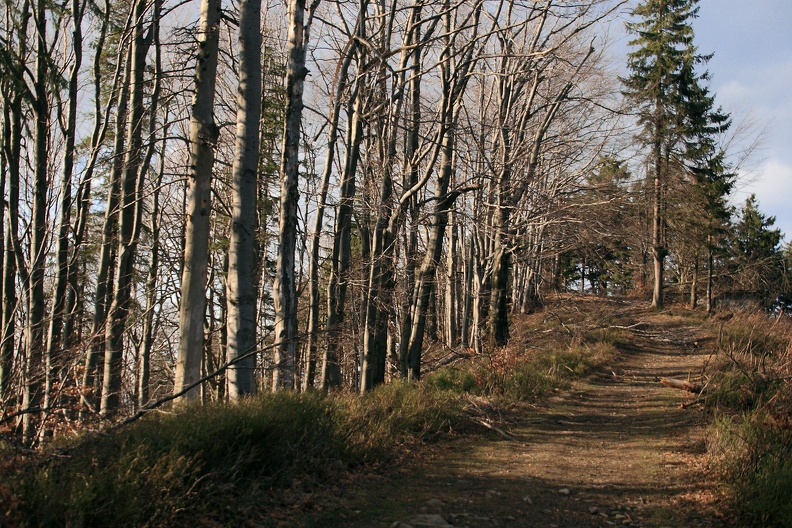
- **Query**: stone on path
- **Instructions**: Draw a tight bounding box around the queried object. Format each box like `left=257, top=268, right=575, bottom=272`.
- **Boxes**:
left=406, top=513, right=452, bottom=527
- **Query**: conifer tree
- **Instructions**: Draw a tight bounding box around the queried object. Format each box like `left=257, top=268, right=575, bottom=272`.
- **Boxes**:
left=622, top=0, right=712, bottom=307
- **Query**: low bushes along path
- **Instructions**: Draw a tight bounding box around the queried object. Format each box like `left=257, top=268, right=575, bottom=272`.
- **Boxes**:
left=303, top=305, right=726, bottom=528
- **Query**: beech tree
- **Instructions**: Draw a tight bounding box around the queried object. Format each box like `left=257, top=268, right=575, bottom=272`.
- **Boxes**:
left=227, top=0, right=263, bottom=397
left=174, top=0, right=223, bottom=402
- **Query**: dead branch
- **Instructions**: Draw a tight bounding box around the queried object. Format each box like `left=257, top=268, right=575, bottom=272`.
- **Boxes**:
left=660, top=377, right=703, bottom=394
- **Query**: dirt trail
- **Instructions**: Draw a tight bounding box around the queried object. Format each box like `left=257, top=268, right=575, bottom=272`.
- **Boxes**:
left=314, top=309, right=723, bottom=528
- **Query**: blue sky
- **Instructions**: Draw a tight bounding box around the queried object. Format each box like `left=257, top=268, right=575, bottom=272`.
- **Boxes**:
left=694, top=0, right=792, bottom=242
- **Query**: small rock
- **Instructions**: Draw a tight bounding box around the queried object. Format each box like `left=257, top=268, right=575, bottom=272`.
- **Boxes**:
left=588, top=506, right=599, bottom=514
left=614, top=514, right=627, bottom=520
left=408, top=514, right=452, bottom=527
left=425, top=499, right=445, bottom=509
left=522, top=495, right=534, bottom=504
left=558, top=488, right=571, bottom=495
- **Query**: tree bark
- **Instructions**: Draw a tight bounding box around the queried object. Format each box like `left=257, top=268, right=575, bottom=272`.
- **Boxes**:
left=304, top=39, right=355, bottom=390
left=43, top=0, right=84, bottom=425
left=101, top=0, right=155, bottom=417
left=322, top=88, right=364, bottom=390
left=175, top=0, right=222, bottom=402
left=1, top=89, right=24, bottom=402
left=84, top=49, right=131, bottom=413
left=62, top=0, right=112, bottom=356
left=227, top=0, right=263, bottom=397
left=140, top=120, right=167, bottom=408
left=23, top=0, right=50, bottom=443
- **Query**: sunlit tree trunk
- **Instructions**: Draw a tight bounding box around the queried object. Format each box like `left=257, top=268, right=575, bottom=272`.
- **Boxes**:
left=175, top=0, right=222, bottom=401
left=84, top=49, right=130, bottom=413
left=101, top=0, right=157, bottom=417
left=227, top=0, right=262, bottom=397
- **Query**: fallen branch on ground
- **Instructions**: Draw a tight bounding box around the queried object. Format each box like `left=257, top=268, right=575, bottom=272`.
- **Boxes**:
left=468, top=416, right=517, bottom=441
left=660, top=377, right=703, bottom=394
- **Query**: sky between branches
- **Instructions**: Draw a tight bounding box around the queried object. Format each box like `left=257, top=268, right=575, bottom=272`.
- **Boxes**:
left=695, top=0, right=792, bottom=241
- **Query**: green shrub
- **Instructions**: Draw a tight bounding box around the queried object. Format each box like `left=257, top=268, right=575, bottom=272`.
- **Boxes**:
left=425, top=368, right=479, bottom=394
left=710, top=412, right=792, bottom=528
left=470, top=341, right=617, bottom=402
left=339, top=381, right=464, bottom=460
left=10, top=387, right=465, bottom=527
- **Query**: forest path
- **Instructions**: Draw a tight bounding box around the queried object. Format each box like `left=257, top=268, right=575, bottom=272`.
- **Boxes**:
left=304, top=306, right=724, bottom=528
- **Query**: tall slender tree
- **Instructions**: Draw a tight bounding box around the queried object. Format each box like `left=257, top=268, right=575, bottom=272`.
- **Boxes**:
left=622, top=0, right=709, bottom=308
left=227, top=0, right=263, bottom=397
left=174, top=0, right=223, bottom=402
left=272, top=0, right=313, bottom=390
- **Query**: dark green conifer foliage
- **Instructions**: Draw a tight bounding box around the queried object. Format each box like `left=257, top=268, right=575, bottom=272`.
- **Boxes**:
left=622, top=0, right=721, bottom=307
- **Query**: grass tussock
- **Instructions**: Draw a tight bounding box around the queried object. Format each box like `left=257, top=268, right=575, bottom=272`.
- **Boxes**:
left=705, top=310, right=792, bottom=528
left=426, top=327, right=619, bottom=402
left=4, top=387, right=464, bottom=528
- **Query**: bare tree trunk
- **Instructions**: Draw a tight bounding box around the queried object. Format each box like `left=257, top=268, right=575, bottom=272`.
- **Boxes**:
left=272, top=0, right=311, bottom=391
left=706, top=236, right=714, bottom=314
left=406, top=124, right=457, bottom=380
left=23, top=0, right=50, bottom=443
left=175, top=0, right=222, bottom=402
left=445, top=219, right=458, bottom=347
left=322, top=90, right=364, bottom=390
left=63, top=0, right=112, bottom=356
left=304, top=42, right=355, bottom=390
left=398, top=6, right=424, bottom=376
left=1, top=90, right=24, bottom=402
left=84, top=50, right=131, bottom=413
left=651, top=134, right=665, bottom=308
left=101, top=0, right=157, bottom=417
left=42, top=0, right=84, bottom=428
left=689, top=257, right=698, bottom=310
left=227, top=0, right=263, bottom=397
left=140, top=123, right=167, bottom=408
left=460, top=235, right=474, bottom=348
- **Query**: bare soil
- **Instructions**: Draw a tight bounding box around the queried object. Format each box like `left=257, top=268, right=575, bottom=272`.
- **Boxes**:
left=287, top=300, right=728, bottom=528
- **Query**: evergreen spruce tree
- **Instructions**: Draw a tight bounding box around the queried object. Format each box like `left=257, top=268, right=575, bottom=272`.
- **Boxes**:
left=731, top=194, right=784, bottom=306
left=622, top=0, right=714, bottom=307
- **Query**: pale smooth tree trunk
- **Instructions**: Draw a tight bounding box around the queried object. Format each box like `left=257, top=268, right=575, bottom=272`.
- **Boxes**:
left=689, top=257, right=698, bottom=310
left=227, top=0, right=262, bottom=397
left=272, top=0, right=311, bottom=391
left=445, top=218, right=458, bottom=347
left=101, top=0, right=157, bottom=417
left=175, top=0, right=222, bottom=402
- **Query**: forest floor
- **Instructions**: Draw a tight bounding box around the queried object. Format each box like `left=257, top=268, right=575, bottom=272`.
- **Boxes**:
left=284, top=298, right=729, bottom=528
